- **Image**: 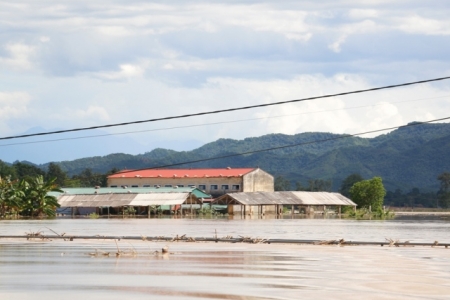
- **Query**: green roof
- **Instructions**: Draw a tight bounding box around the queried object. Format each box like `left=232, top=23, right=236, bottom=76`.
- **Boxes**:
left=48, top=187, right=211, bottom=199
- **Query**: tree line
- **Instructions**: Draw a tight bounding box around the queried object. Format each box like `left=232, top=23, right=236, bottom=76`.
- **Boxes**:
left=275, top=171, right=450, bottom=209
left=0, top=160, right=118, bottom=188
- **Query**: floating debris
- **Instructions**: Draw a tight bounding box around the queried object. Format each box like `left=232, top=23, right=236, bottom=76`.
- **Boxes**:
left=385, top=238, right=400, bottom=247
left=1, top=233, right=449, bottom=248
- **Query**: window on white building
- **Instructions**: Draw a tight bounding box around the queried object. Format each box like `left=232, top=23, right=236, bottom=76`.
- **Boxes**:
left=210, top=185, right=218, bottom=190
left=198, top=184, right=206, bottom=190
left=232, top=185, right=240, bottom=190
left=221, top=185, right=229, bottom=190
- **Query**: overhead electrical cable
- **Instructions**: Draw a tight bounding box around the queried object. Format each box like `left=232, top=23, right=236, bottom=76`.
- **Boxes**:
left=1, top=76, right=450, bottom=141
left=1, top=91, right=449, bottom=148
left=113, top=116, right=450, bottom=174
left=0, top=94, right=447, bottom=147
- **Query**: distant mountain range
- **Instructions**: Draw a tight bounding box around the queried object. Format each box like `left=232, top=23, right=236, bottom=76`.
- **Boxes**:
left=24, top=121, right=449, bottom=192
left=0, top=127, right=202, bottom=164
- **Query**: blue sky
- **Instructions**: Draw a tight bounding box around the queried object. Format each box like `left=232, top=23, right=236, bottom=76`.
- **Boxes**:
left=1, top=1, right=450, bottom=163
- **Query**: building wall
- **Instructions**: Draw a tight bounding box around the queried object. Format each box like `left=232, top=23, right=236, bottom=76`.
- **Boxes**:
left=242, top=169, right=274, bottom=192
left=108, top=176, right=244, bottom=196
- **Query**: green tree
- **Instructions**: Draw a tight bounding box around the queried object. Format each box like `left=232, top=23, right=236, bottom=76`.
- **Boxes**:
left=76, top=168, right=104, bottom=187
left=0, top=176, right=24, bottom=217
left=46, top=163, right=67, bottom=187
left=274, top=175, right=291, bottom=191
left=339, top=173, right=364, bottom=197
left=349, top=177, right=386, bottom=211
left=13, top=162, right=45, bottom=181
left=437, top=172, right=450, bottom=208
left=21, top=175, right=62, bottom=217
left=0, top=160, right=16, bottom=179
left=307, top=179, right=332, bottom=192
left=295, top=181, right=306, bottom=191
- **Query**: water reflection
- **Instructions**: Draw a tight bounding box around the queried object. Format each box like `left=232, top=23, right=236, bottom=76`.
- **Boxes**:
left=1, top=217, right=450, bottom=299
left=1, top=240, right=450, bottom=299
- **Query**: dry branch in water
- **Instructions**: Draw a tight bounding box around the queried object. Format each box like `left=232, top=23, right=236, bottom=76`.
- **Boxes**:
left=385, top=238, right=400, bottom=247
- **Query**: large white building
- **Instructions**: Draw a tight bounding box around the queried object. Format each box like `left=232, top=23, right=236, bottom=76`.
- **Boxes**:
left=107, top=167, right=274, bottom=197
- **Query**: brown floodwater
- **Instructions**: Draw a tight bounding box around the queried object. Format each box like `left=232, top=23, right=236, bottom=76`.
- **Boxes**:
left=0, top=216, right=449, bottom=299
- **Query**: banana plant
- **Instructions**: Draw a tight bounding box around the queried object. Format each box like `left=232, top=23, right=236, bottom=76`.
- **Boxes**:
left=0, top=176, right=24, bottom=217
left=21, top=175, right=62, bottom=217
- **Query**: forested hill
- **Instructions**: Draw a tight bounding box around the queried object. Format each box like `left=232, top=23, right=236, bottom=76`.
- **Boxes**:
left=39, top=122, right=450, bottom=191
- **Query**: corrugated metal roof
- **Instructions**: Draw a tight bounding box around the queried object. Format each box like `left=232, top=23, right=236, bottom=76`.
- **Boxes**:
left=58, top=194, right=135, bottom=207
left=108, top=168, right=256, bottom=179
left=49, top=187, right=211, bottom=199
left=131, top=193, right=190, bottom=206
left=290, top=191, right=356, bottom=206
left=58, top=192, right=200, bottom=207
left=213, top=192, right=356, bottom=206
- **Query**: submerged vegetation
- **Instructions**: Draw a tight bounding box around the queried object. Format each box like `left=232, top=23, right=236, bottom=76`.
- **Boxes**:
left=343, top=207, right=395, bottom=220
left=0, top=175, right=61, bottom=218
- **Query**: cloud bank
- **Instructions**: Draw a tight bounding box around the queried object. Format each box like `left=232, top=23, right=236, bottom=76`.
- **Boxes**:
left=0, top=0, right=449, bottom=162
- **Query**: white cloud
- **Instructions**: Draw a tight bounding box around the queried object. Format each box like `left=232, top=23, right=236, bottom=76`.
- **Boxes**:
left=223, top=5, right=313, bottom=41
left=366, top=101, right=398, bottom=118
left=348, top=9, right=379, bottom=19
left=39, top=36, right=50, bottom=43
left=74, top=105, right=110, bottom=121
left=0, top=92, right=31, bottom=119
left=94, top=63, right=146, bottom=80
left=95, top=26, right=133, bottom=37
left=0, top=91, right=31, bottom=134
left=328, top=20, right=378, bottom=53
left=0, top=1, right=450, bottom=162
left=395, top=15, right=450, bottom=35
left=0, top=43, right=36, bottom=70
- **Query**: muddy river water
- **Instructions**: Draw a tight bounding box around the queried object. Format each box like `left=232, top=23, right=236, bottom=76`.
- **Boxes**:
left=1, top=216, right=449, bottom=299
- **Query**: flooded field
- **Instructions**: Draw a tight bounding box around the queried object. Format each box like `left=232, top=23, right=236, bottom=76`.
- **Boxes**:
left=1, top=216, right=450, bottom=299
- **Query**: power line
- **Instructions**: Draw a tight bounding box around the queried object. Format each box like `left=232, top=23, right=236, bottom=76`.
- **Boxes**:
left=1, top=75, right=449, bottom=141
left=114, top=116, right=450, bottom=173
left=2, top=94, right=448, bottom=147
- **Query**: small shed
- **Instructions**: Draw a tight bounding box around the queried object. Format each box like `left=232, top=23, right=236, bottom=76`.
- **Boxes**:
left=213, top=191, right=357, bottom=215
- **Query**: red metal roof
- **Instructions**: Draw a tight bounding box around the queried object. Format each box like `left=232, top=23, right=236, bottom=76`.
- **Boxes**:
left=108, top=168, right=257, bottom=179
